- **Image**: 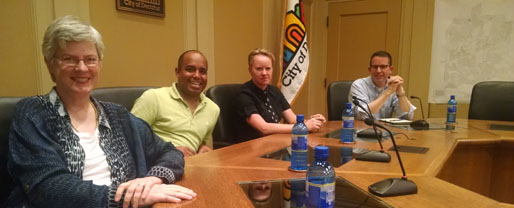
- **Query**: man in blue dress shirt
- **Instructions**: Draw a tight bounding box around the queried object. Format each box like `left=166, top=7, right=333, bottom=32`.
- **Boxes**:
left=349, top=51, right=416, bottom=120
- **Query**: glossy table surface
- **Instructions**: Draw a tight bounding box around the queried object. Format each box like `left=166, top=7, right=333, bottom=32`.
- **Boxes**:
left=155, top=118, right=514, bottom=208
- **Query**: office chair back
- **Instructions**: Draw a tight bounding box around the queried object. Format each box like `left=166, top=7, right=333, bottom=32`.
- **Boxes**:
left=0, top=96, right=24, bottom=204
left=205, top=84, right=242, bottom=149
left=91, top=86, right=155, bottom=111
left=468, top=81, right=514, bottom=121
left=327, top=81, right=353, bottom=121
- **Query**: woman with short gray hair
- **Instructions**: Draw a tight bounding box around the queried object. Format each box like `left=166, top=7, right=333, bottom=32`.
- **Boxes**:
left=7, top=15, right=196, bottom=207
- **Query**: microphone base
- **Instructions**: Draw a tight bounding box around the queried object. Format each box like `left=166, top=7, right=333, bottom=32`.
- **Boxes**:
left=355, top=150, right=391, bottom=163
left=369, top=178, right=418, bottom=197
left=410, top=120, right=430, bottom=130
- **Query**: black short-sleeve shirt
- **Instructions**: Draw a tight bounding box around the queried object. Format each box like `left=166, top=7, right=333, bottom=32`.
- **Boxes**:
left=235, top=80, right=291, bottom=142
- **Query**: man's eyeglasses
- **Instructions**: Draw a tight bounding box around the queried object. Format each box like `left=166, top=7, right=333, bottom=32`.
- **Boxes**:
left=55, top=56, right=100, bottom=67
left=370, top=65, right=389, bottom=70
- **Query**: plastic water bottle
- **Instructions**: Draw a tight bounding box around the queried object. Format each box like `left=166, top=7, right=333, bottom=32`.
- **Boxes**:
left=291, top=114, right=308, bottom=171
left=446, top=95, right=457, bottom=130
left=306, top=146, right=335, bottom=208
left=341, top=102, right=355, bottom=143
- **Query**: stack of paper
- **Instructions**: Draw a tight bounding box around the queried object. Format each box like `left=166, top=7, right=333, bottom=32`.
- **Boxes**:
left=378, top=118, right=412, bottom=125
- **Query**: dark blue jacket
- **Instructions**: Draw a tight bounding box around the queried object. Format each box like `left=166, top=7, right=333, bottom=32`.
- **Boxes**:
left=7, top=90, right=184, bottom=207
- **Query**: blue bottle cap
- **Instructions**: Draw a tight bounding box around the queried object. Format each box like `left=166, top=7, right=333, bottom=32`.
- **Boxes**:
left=296, top=114, right=304, bottom=122
left=346, top=102, right=352, bottom=109
left=314, top=146, right=329, bottom=159
left=450, top=95, right=455, bottom=99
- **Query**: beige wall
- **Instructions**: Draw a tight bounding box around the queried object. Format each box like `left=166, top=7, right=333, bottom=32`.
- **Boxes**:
left=0, top=1, right=39, bottom=96
left=399, top=0, right=435, bottom=119
left=0, top=0, right=187, bottom=95
left=0, top=0, right=468, bottom=119
left=212, top=1, right=263, bottom=85
left=89, top=0, right=185, bottom=88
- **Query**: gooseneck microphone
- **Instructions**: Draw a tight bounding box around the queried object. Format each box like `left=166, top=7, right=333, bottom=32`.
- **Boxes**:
left=364, top=118, right=418, bottom=197
left=352, top=97, right=391, bottom=163
left=409, top=96, right=429, bottom=130
left=410, top=96, right=425, bottom=120
left=352, top=96, right=372, bottom=117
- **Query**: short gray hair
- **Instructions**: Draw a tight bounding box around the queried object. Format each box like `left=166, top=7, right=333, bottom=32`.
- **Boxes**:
left=42, top=15, right=104, bottom=61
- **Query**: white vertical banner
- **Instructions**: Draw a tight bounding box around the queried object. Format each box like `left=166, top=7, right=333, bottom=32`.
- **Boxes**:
left=279, top=0, right=309, bottom=104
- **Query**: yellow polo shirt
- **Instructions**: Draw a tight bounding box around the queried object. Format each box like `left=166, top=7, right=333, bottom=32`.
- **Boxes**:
left=131, top=83, right=220, bottom=151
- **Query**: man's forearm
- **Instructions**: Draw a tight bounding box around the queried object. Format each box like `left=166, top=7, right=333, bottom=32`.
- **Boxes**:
left=397, top=94, right=412, bottom=113
left=368, top=91, right=394, bottom=114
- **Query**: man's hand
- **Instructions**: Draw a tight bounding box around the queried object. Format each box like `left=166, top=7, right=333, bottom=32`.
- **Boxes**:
left=197, top=144, right=212, bottom=154
left=396, top=85, right=405, bottom=97
left=387, top=76, right=404, bottom=95
left=176, top=146, right=196, bottom=157
left=115, top=176, right=163, bottom=208
left=138, top=184, right=197, bottom=207
left=388, top=75, right=405, bottom=97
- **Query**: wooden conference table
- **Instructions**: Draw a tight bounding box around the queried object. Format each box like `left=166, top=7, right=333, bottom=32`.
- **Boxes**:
left=155, top=118, right=514, bottom=208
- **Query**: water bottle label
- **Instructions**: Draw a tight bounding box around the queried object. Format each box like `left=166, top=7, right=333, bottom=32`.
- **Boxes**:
left=447, top=103, right=456, bottom=123
left=291, top=135, right=308, bottom=170
left=292, top=135, right=308, bottom=150
left=340, top=129, right=354, bottom=143
left=342, top=118, right=354, bottom=128
left=447, top=114, right=456, bottom=123
left=447, top=105, right=456, bottom=113
left=291, top=150, right=308, bottom=170
left=306, top=181, right=335, bottom=208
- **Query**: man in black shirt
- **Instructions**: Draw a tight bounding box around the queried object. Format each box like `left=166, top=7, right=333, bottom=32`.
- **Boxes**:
left=236, top=48, right=326, bottom=142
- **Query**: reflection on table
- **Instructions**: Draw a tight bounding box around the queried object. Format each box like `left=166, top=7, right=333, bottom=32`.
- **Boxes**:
left=239, top=177, right=392, bottom=208
left=261, top=145, right=381, bottom=168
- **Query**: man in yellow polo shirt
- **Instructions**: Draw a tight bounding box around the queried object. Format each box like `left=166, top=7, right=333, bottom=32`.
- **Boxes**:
left=131, top=50, right=220, bottom=156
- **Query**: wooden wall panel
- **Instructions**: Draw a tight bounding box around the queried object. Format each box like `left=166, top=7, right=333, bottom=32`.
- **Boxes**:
left=437, top=140, right=514, bottom=203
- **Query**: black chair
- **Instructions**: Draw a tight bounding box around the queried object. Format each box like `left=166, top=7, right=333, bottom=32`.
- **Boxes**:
left=468, top=81, right=514, bottom=121
left=205, top=84, right=242, bottom=149
left=327, top=81, right=353, bottom=121
left=91, top=86, right=155, bottom=111
left=0, top=97, right=24, bottom=204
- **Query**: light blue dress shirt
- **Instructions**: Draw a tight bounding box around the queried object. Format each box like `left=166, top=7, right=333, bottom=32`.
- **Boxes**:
left=348, top=76, right=416, bottom=120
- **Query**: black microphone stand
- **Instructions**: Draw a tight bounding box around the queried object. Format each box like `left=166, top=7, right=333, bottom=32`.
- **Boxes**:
left=352, top=97, right=391, bottom=163
left=409, top=96, right=429, bottom=130
left=364, top=118, right=417, bottom=197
